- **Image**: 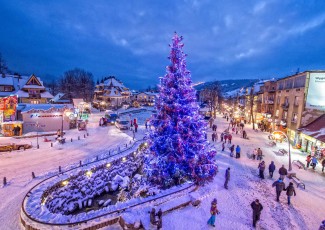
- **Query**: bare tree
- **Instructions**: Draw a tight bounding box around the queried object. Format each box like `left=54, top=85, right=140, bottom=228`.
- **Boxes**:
left=201, top=83, right=223, bottom=118
left=249, top=87, right=256, bottom=130
left=0, top=52, right=9, bottom=74
left=59, top=68, right=94, bottom=102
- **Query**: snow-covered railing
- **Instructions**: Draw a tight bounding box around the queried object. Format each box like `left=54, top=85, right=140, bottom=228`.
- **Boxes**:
left=21, top=136, right=195, bottom=228
left=21, top=138, right=146, bottom=227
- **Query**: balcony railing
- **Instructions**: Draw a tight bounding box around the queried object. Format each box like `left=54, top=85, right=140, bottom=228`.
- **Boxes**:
left=29, top=94, right=41, bottom=99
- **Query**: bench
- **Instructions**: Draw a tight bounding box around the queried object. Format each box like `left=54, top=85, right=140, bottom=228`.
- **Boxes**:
left=278, top=149, right=288, bottom=155
left=292, top=160, right=306, bottom=170
left=291, top=176, right=305, bottom=189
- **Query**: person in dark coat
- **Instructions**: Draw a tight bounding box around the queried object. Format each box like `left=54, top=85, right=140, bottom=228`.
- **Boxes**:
left=251, top=199, right=263, bottom=228
left=230, top=145, right=235, bottom=157
left=221, top=133, right=224, bottom=142
left=150, top=208, right=157, bottom=225
left=285, top=182, right=296, bottom=205
left=258, top=161, right=266, bottom=179
left=212, top=133, right=215, bottom=142
left=269, top=161, right=276, bottom=178
left=279, top=165, right=288, bottom=180
left=272, top=178, right=286, bottom=202
left=224, top=167, right=230, bottom=189
left=222, top=142, right=225, bottom=151
left=322, top=159, right=325, bottom=173
left=319, top=220, right=325, bottom=230
left=134, top=123, right=138, bottom=132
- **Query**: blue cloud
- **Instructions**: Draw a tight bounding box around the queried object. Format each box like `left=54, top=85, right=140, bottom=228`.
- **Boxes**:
left=0, top=0, right=325, bottom=89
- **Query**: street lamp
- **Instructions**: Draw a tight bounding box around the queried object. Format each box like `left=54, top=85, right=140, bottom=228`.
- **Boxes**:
left=36, top=121, right=40, bottom=149
left=271, top=130, right=292, bottom=171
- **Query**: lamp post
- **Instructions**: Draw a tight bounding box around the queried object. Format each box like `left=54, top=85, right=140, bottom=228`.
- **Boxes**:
left=61, top=110, right=65, bottom=138
left=272, top=130, right=292, bottom=171
left=36, top=121, right=39, bottom=149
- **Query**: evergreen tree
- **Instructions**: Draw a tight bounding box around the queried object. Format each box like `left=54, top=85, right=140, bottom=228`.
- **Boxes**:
left=145, top=33, right=217, bottom=188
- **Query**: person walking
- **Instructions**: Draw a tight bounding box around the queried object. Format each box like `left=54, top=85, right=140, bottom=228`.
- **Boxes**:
left=306, top=155, right=312, bottom=168
left=311, top=156, right=318, bottom=170
left=269, top=161, right=276, bottom=178
left=221, top=133, right=224, bottom=142
left=235, top=145, right=241, bottom=158
left=228, top=134, right=232, bottom=144
left=222, top=142, right=225, bottom=152
left=322, top=159, right=325, bottom=173
left=252, top=149, right=257, bottom=160
left=211, top=133, right=215, bottom=142
left=258, top=161, right=266, bottom=179
left=224, top=134, right=228, bottom=143
left=209, top=118, right=214, bottom=128
left=215, top=132, right=218, bottom=142
left=251, top=199, right=263, bottom=228
left=207, top=199, right=219, bottom=227
left=134, top=123, right=138, bottom=132
left=224, top=167, right=230, bottom=189
left=272, top=178, right=286, bottom=202
left=279, top=165, right=288, bottom=180
left=230, top=144, right=235, bottom=157
left=285, top=182, right=296, bottom=205
left=257, top=148, right=263, bottom=161
left=145, top=121, right=148, bottom=130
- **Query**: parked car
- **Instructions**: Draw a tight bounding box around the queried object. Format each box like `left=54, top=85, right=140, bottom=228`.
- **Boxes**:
left=115, top=119, right=129, bottom=130
left=0, top=143, right=32, bottom=152
left=105, top=110, right=119, bottom=125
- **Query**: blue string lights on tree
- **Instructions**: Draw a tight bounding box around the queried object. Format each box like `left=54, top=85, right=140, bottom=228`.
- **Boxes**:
left=144, top=33, right=217, bottom=188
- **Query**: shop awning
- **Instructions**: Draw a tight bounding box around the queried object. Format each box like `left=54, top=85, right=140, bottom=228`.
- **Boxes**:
left=298, top=114, right=325, bottom=143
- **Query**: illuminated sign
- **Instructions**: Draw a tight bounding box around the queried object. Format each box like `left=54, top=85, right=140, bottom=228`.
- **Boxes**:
left=306, top=73, right=325, bottom=110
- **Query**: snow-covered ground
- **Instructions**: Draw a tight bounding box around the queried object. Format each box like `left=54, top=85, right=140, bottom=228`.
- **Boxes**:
left=0, top=108, right=324, bottom=230
left=0, top=108, right=151, bottom=230
left=163, top=114, right=325, bottom=230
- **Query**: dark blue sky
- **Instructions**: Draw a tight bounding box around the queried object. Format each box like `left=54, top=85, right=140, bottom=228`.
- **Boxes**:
left=1, top=0, right=325, bottom=89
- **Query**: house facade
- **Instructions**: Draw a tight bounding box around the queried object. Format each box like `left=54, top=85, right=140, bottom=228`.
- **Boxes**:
left=273, top=71, right=325, bottom=150
left=93, top=76, right=131, bottom=109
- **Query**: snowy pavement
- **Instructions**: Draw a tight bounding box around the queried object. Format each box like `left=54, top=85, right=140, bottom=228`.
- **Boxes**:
left=0, top=109, right=151, bottom=230
left=1, top=109, right=324, bottom=230
left=163, top=114, right=325, bottom=230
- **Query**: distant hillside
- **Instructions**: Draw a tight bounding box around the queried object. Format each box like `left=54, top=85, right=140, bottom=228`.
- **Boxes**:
left=194, top=79, right=259, bottom=97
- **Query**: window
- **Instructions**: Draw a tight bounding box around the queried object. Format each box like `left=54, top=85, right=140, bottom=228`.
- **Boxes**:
left=294, top=96, right=299, bottom=106
left=31, top=100, right=40, bottom=104
left=292, top=113, right=298, bottom=123
left=294, top=75, right=306, bottom=88
left=277, top=96, right=280, bottom=104
left=284, top=97, right=289, bottom=105
left=0, top=86, right=12, bottom=92
left=275, top=109, right=279, bottom=117
left=283, top=111, right=287, bottom=119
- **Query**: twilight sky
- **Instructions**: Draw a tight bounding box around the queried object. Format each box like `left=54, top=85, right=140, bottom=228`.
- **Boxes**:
left=1, top=0, right=325, bottom=89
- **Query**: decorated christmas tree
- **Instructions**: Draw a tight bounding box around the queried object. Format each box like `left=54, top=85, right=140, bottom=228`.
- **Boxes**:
left=145, top=33, right=217, bottom=188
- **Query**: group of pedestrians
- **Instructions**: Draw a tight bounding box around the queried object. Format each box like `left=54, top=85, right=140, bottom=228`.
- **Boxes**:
left=251, top=148, right=263, bottom=160
left=306, top=154, right=325, bottom=171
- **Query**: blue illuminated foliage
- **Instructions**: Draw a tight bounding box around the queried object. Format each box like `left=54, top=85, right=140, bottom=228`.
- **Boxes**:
left=145, top=33, right=217, bottom=188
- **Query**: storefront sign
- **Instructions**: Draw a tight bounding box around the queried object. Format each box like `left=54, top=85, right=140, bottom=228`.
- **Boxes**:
left=0, top=95, right=18, bottom=122
left=306, top=72, right=325, bottom=110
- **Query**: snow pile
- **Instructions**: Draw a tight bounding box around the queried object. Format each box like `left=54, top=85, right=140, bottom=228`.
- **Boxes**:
left=44, top=154, right=143, bottom=215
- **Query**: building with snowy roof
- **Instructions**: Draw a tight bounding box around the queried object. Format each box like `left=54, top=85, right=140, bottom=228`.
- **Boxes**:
left=93, top=76, right=131, bottom=109
left=131, top=92, right=158, bottom=106
left=0, top=73, right=53, bottom=104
